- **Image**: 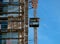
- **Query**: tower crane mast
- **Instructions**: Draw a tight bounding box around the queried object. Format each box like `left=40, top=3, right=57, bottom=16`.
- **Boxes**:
left=29, top=0, right=39, bottom=44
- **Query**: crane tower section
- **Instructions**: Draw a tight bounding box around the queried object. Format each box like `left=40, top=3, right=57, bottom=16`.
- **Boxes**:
left=0, top=0, right=28, bottom=44
left=29, top=0, right=39, bottom=44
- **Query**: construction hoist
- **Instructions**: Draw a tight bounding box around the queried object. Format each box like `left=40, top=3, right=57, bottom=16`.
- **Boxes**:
left=29, top=0, right=39, bottom=44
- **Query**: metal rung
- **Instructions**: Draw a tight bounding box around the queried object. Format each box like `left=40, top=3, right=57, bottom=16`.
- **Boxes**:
left=0, top=38, right=24, bottom=40
left=0, top=28, right=24, bottom=30
left=0, top=12, right=24, bottom=14
left=0, top=29, right=24, bottom=33
left=0, top=20, right=24, bottom=22
left=0, top=3, right=24, bottom=6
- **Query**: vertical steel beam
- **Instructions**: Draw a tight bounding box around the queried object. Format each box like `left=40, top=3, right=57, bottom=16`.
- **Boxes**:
left=34, top=27, right=37, bottom=44
left=34, top=6, right=37, bottom=44
left=24, top=0, right=28, bottom=44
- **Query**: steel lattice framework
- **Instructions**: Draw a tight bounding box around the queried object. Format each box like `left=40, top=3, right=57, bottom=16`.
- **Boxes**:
left=0, top=0, right=28, bottom=44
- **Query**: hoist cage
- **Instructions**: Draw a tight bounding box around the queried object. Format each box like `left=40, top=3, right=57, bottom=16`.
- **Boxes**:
left=29, top=18, right=39, bottom=27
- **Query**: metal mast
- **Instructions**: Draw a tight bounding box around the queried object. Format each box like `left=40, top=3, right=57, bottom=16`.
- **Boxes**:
left=32, top=0, right=38, bottom=44
left=29, top=0, right=39, bottom=44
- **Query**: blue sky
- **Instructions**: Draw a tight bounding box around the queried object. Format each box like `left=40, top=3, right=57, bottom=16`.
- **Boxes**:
left=29, top=0, right=60, bottom=44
